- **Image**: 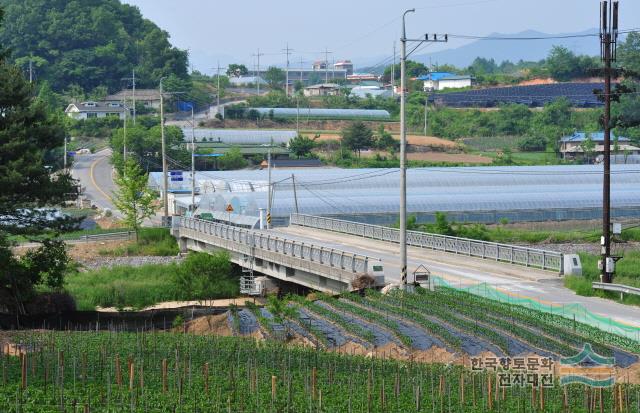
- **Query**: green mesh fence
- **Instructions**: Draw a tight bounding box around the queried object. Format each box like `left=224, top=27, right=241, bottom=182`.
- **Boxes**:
left=432, top=276, right=640, bottom=342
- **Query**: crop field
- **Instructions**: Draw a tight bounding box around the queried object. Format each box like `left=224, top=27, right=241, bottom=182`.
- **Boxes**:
left=2, top=288, right=640, bottom=412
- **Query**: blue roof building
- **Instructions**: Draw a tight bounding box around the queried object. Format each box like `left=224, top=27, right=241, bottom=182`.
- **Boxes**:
left=418, top=72, right=473, bottom=91
left=559, top=131, right=639, bottom=161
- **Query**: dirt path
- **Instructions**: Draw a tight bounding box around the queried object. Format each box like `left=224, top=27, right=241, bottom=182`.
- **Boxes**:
left=96, top=297, right=266, bottom=313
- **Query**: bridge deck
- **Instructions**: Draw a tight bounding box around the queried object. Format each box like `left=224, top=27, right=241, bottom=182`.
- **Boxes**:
left=272, top=225, right=640, bottom=329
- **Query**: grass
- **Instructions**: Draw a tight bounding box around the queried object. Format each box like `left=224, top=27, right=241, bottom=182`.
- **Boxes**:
left=67, top=251, right=240, bottom=310
left=564, top=251, right=640, bottom=306
left=99, top=227, right=179, bottom=256
left=66, top=263, right=182, bottom=310
left=9, top=227, right=129, bottom=243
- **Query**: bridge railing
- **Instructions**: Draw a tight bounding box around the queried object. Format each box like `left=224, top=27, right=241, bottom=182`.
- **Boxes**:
left=174, top=216, right=371, bottom=274
left=290, top=213, right=564, bottom=273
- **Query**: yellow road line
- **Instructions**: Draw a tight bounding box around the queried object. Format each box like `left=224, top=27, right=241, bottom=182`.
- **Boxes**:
left=90, top=155, right=113, bottom=201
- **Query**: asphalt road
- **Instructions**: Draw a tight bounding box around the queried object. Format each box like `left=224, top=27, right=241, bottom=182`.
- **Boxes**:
left=71, top=149, right=119, bottom=214
left=271, top=226, right=640, bottom=329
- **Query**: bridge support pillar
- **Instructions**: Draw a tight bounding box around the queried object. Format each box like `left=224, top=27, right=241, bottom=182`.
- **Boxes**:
left=179, top=238, right=188, bottom=253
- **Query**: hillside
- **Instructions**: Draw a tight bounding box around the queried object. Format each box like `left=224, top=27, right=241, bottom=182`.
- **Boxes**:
left=0, top=0, right=188, bottom=93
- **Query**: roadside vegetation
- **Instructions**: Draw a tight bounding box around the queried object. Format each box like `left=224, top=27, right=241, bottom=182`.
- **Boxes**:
left=565, top=252, right=640, bottom=306
left=98, top=227, right=179, bottom=257
left=66, top=251, right=239, bottom=310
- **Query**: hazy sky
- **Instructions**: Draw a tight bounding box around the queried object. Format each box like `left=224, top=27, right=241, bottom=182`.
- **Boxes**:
left=123, top=0, right=639, bottom=73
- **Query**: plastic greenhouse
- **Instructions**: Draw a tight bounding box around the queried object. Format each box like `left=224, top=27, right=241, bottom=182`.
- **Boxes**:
left=149, top=165, right=640, bottom=225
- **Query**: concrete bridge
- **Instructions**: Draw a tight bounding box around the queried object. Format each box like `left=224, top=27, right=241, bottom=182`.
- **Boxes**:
left=172, top=216, right=382, bottom=294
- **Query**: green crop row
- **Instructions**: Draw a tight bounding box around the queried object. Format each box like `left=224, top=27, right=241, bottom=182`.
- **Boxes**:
left=0, top=331, right=636, bottom=412
left=437, top=287, right=640, bottom=354
left=345, top=292, right=464, bottom=350
left=289, top=295, right=375, bottom=345
left=379, top=291, right=510, bottom=353
left=318, top=294, right=413, bottom=347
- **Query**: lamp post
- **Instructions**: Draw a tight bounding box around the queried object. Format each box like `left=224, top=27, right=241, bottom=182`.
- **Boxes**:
left=160, top=77, right=169, bottom=223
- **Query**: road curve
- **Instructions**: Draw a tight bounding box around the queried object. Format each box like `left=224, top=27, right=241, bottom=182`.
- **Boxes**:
left=71, top=149, right=118, bottom=214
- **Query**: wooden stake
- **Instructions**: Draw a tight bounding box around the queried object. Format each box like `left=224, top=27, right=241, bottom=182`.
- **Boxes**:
left=129, top=361, right=134, bottom=391
left=271, top=375, right=277, bottom=401
left=311, top=367, right=317, bottom=400
left=460, top=373, right=465, bottom=406
left=21, top=353, right=27, bottom=390
left=204, top=363, right=209, bottom=392
left=563, top=385, right=568, bottom=411
left=540, top=385, right=545, bottom=411
left=439, top=375, right=444, bottom=397
left=487, top=375, right=493, bottom=411
left=162, top=359, right=167, bottom=393
left=115, top=355, right=121, bottom=387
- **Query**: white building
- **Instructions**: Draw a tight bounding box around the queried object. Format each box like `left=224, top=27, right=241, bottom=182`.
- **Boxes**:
left=334, top=60, right=354, bottom=76
left=419, top=72, right=472, bottom=91
left=229, top=76, right=267, bottom=87
left=64, top=101, right=127, bottom=120
left=303, top=83, right=341, bottom=97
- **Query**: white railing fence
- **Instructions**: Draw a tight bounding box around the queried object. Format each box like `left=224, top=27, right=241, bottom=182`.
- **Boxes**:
left=174, top=216, right=372, bottom=274
left=290, top=214, right=564, bottom=273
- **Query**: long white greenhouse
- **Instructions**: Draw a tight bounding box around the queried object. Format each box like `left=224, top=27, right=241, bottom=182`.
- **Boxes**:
left=180, top=128, right=296, bottom=145
left=148, top=165, right=640, bottom=225
left=250, top=108, right=391, bottom=120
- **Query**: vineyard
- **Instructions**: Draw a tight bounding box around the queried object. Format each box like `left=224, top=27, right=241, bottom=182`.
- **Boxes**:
left=2, top=287, right=640, bottom=412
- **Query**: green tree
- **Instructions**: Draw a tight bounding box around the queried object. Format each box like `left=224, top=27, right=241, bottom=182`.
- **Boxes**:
left=264, top=66, right=285, bottom=90
left=580, top=133, right=596, bottom=164
left=112, top=159, right=157, bottom=237
left=374, top=125, right=399, bottom=152
left=341, top=122, right=374, bottom=157
left=226, top=64, right=249, bottom=77
left=0, top=0, right=188, bottom=93
left=618, top=32, right=640, bottom=75
left=289, top=134, right=316, bottom=158
left=218, top=147, right=248, bottom=170
left=173, top=251, right=237, bottom=301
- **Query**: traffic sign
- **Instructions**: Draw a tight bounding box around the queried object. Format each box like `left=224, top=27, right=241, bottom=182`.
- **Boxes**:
left=67, top=151, right=76, bottom=156
left=266, top=213, right=272, bottom=225
left=171, top=177, right=184, bottom=182
left=225, top=204, right=234, bottom=213
left=169, top=171, right=183, bottom=176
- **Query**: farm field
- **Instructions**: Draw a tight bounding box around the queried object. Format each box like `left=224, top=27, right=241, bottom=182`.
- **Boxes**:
left=2, top=288, right=640, bottom=412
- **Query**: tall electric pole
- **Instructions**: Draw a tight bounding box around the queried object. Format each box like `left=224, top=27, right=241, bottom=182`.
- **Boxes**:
left=216, top=62, right=221, bottom=116
left=399, top=10, right=447, bottom=288
left=253, top=49, right=264, bottom=95
left=283, top=44, right=294, bottom=96
left=391, top=42, right=396, bottom=97
left=29, top=59, right=33, bottom=84
left=190, top=104, right=196, bottom=212
left=122, top=70, right=137, bottom=125
left=160, top=77, right=169, bottom=222
left=324, top=47, right=332, bottom=83
left=600, top=0, right=619, bottom=284
left=123, top=99, right=128, bottom=165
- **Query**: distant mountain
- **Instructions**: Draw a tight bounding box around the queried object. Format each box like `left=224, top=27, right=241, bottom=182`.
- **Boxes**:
left=415, top=29, right=603, bottom=68
left=357, top=29, right=605, bottom=73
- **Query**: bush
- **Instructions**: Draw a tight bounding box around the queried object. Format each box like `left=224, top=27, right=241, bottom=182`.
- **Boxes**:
left=173, top=252, right=239, bottom=301
left=100, top=228, right=179, bottom=256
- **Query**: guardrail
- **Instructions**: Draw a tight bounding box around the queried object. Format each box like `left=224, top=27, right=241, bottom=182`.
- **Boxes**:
left=174, top=217, right=372, bottom=274
left=75, top=231, right=135, bottom=242
left=290, top=214, right=564, bottom=273
left=592, top=282, right=640, bottom=299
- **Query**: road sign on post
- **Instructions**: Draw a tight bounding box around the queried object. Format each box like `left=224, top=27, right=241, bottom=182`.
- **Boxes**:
left=226, top=204, right=234, bottom=213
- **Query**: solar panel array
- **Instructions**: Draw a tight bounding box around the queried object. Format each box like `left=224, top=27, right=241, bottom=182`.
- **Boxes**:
left=428, top=83, right=606, bottom=108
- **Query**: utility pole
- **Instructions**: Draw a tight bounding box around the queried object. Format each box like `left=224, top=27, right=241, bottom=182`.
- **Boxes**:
left=300, top=57, right=304, bottom=84
left=160, top=77, right=169, bottom=223
left=423, top=92, right=429, bottom=136
left=400, top=10, right=447, bottom=288
left=391, top=42, right=396, bottom=97
left=291, top=174, right=299, bottom=214
left=600, top=0, right=619, bottom=283
left=283, top=44, right=294, bottom=96
left=324, top=47, right=332, bottom=83
left=216, top=62, right=221, bottom=116
left=253, top=49, right=264, bottom=95
left=122, top=70, right=137, bottom=125
left=63, top=136, right=67, bottom=171
left=267, top=146, right=272, bottom=229
left=123, top=99, right=127, bottom=165
left=28, top=58, right=33, bottom=84
left=191, top=104, right=196, bottom=212
left=132, top=69, right=136, bottom=125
